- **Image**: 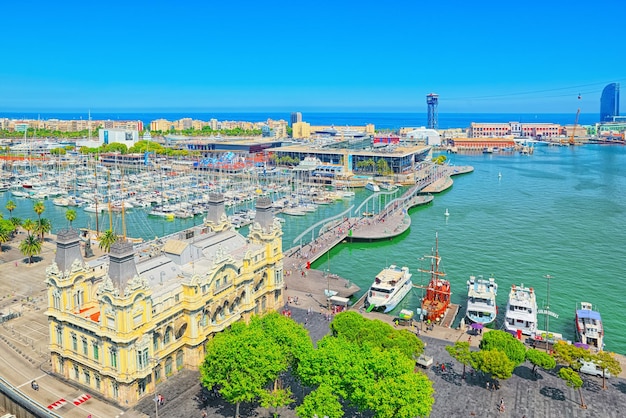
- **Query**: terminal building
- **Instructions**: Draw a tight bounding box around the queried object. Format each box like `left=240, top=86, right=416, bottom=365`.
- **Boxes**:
left=45, top=195, right=284, bottom=406
left=273, top=142, right=432, bottom=184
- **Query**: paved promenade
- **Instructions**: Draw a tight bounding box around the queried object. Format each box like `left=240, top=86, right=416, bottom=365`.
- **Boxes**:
left=2, top=230, right=626, bottom=418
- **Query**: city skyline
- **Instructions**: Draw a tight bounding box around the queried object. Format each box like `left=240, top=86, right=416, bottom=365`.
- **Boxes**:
left=2, top=0, right=625, bottom=114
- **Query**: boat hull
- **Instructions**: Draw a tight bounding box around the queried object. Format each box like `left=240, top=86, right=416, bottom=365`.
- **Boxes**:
left=365, top=265, right=412, bottom=313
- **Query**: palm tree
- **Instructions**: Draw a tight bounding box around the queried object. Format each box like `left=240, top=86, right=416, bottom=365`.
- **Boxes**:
left=19, top=234, right=42, bottom=264
left=22, top=218, right=36, bottom=237
left=35, top=218, right=52, bottom=241
left=0, top=219, right=14, bottom=252
left=65, top=209, right=77, bottom=228
left=99, top=229, right=118, bottom=253
left=9, top=217, right=22, bottom=236
left=33, top=201, right=45, bottom=223
left=5, top=200, right=16, bottom=216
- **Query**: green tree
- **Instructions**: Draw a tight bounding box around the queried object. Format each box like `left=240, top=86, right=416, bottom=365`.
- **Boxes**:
left=558, top=367, right=586, bottom=409
left=471, top=349, right=515, bottom=383
left=376, top=158, right=391, bottom=176
left=65, top=209, right=77, bottom=228
left=552, top=341, right=590, bottom=367
left=525, top=348, right=556, bottom=375
left=22, top=218, right=36, bottom=236
left=592, top=351, right=622, bottom=390
left=35, top=218, right=52, bottom=241
left=330, top=311, right=424, bottom=359
left=98, top=229, right=118, bottom=253
left=446, top=341, right=472, bottom=379
left=9, top=217, right=22, bottom=235
left=259, top=387, right=293, bottom=418
left=298, top=314, right=434, bottom=418
left=0, top=219, right=15, bottom=252
left=33, top=201, right=45, bottom=224
left=5, top=200, right=16, bottom=216
left=295, top=383, right=343, bottom=418
left=200, top=314, right=294, bottom=418
left=19, top=233, right=42, bottom=264
left=479, top=330, right=527, bottom=366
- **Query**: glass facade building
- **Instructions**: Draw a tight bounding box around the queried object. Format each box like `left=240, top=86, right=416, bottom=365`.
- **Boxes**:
left=600, top=83, right=620, bottom=122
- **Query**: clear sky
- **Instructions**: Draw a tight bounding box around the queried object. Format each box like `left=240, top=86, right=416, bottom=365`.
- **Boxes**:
left=2, top=0, right=625, bottom=114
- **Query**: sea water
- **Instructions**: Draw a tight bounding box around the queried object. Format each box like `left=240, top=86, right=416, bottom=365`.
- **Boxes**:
left=2, top=144, right=625, bottom=353
left=310, top=145, right=626, bottom=354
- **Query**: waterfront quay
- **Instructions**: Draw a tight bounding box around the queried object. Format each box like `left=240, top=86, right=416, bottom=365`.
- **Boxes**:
left=2, top=232, right=626, bottom=418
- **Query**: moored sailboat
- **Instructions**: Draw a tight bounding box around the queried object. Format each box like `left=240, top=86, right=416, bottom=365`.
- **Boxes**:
left=420, top=233, right=451, bottom=323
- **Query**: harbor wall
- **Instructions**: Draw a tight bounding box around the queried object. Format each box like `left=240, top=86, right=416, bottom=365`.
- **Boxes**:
left=0, top=377, right=62, bottom=418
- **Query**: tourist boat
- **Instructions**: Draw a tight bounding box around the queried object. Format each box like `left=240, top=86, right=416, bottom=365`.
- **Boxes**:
left=465, top=275, right=498, bottom=325
left=420, top=234, right=451, bottom=322
left=365, top=181, right=380, bottom=192
left=365, top=265, right=413, bottom=313
left=504, top=284, right=537, bottom=336
left=379, top=182, right=397, bottom=191
left=575, top=302, right=604, bottom=350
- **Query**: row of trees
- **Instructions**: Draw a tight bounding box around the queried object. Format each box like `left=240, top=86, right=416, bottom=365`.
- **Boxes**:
left=1, top=200, right=118, bottom=262
left=200, top=311, right=434, bottom=418
left=445, top=330, right=622, bottom=409
left=0, top=128, right=98, bottom=139
left=355, top=158, right=393, bottom=176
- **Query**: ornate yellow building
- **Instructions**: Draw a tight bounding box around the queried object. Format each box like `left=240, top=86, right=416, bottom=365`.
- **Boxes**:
left=45, top=194, right=284, bottom=405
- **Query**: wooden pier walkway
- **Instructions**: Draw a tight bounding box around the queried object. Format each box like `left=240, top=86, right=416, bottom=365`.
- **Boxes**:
left=281, top=163, right=472, bottom=325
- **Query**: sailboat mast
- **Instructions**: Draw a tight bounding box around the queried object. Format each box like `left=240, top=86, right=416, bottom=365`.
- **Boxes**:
left=94, top=159, right=99, bottom=236
left=121, top=167, right=127, bottom=240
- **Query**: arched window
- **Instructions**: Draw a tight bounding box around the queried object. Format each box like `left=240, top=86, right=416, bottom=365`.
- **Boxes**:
left=165, top=357, right=173, bottom=376
left=153, top=333, right=160, bottom=352
left=164, top=327, right=173, bottom=345
left=176, top=350, right=184, bottom=370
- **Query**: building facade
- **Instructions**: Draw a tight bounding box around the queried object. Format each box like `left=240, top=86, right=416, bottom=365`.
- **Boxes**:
left=290, top=112, right=302, bottom=127
left=600, top=83, right=620, bottom=122
left=45, top=195, right=284, bottom=406
left=468, top=122, right=560, bottom=139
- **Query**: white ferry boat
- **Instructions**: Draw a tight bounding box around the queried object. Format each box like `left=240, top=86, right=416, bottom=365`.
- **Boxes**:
left=365, top=181, right=380, bottom=192
left=575, top=302, right=604, bottom=350
left=465, top=275, right=498, bottom=325
left=504, top=283, right=537, bottom=336
left=365, top=265, right=412, bottom=313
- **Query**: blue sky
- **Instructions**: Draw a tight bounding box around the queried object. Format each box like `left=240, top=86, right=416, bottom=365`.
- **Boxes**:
left=1, top=0, right=624, bottom=113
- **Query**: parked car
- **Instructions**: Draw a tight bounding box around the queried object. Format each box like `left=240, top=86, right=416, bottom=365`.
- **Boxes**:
left=579, top=360, right=611, bottom=378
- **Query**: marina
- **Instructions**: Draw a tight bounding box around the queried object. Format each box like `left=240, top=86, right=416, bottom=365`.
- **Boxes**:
left=0, top=144, right=625, bottom=353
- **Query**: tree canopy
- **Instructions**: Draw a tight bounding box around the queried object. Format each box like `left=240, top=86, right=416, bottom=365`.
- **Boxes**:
left=446, top=341, right=472, bottom=379
left=200, top=313, right=312, bottom=418
left=298, top=312, right=433, bottom=418
left=479, top=330, right=527, bottom=366
left=525, top=348, right=556, bottom=374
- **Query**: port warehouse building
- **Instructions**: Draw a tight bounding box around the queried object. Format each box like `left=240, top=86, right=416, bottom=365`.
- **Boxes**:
left=96, top=138, right=433, bottom=179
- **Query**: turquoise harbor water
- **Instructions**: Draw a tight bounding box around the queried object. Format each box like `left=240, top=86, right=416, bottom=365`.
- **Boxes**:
left=1, top=145, right=625, bottom=354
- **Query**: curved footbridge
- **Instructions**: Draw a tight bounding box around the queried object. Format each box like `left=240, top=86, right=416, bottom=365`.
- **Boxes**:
left=283, top=164, right=473, bottom=314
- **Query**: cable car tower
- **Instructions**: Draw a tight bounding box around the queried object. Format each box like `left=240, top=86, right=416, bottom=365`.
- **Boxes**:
left=427, top=93, right=439, bottom=129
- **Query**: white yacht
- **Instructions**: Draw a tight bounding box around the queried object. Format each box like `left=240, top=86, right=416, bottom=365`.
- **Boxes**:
left=365, top=265, right=412, bottom=313
left=575, top=302, right=604, bottom=350
left=365, top=181, right=380, bottom=192
left=504, top=283, right=538, bottom=336
left=465, top=275, right=498, bottom=325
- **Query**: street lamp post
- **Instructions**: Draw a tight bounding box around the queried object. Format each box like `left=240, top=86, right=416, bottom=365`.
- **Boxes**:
left=150, top=357, right=161, bottom=418
left=544, top=275, right=553, bottom=353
